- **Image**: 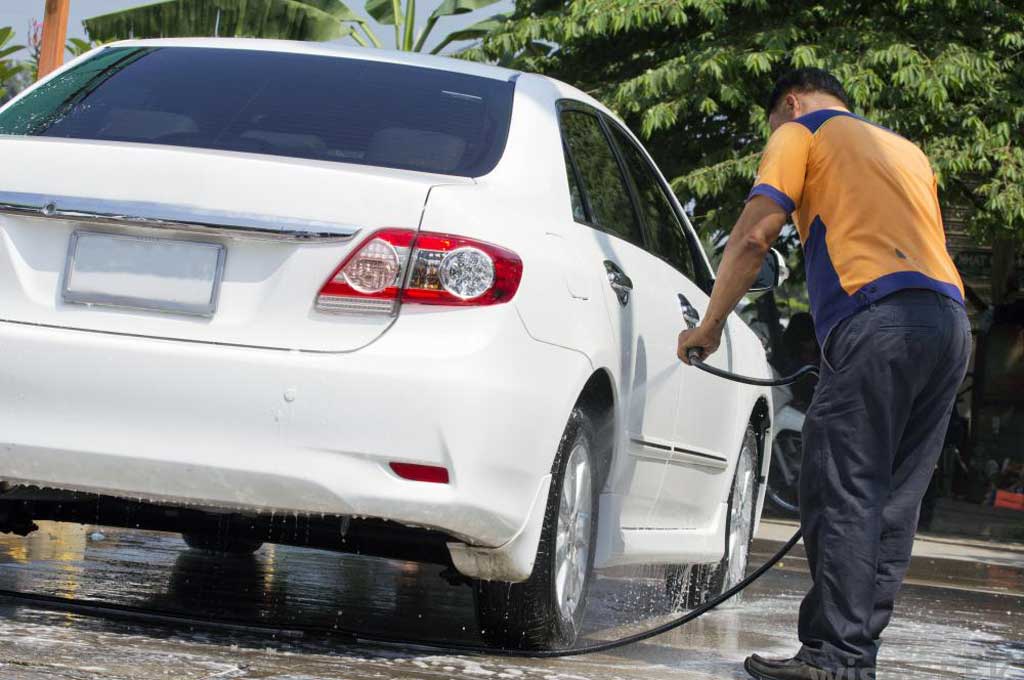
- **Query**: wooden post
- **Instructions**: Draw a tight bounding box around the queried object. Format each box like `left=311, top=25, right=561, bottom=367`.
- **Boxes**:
left=37, top=0, right=71, bottom=81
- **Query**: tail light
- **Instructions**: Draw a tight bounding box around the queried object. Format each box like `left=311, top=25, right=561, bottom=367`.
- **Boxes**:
left=390, top=462, right=450, bottom=484
left=316, top=229, right=522, bottom=314
left=315, top=229, right=413, bottom=315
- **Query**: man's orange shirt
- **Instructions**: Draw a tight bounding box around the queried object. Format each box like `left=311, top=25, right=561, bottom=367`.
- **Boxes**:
left=749, top=109, right=964, bottom=346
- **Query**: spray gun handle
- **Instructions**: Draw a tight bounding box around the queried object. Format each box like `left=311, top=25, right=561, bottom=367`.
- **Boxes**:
left=687, top=348, right=703, bottom=365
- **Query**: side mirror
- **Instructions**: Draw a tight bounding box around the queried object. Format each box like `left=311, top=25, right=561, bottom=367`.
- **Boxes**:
left=749, top=248, right=789, bottom=293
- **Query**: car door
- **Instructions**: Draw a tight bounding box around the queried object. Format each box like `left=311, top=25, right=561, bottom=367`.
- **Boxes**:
left=559, top=106, right=683, bottom=531
left=604, top=122, right=739, bottom=531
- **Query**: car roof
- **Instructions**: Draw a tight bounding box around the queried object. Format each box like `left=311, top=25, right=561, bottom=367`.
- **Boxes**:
left=107, top=38, right=521, bottom=82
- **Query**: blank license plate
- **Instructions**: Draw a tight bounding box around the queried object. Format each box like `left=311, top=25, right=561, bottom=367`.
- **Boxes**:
left=62, top=231, right=226, bottom=317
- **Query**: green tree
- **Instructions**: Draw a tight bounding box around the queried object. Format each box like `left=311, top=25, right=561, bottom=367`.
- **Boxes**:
left=66, top=38, right=99, bottom=58
left=83, top=0, right=504, bottom=53
left=473, top=0, right=1024, bottom=248
left=0, top=27, right=24, bottom=102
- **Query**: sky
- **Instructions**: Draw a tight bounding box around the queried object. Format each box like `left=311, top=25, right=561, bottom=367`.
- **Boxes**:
left=0, top=0, right=513, bottom=58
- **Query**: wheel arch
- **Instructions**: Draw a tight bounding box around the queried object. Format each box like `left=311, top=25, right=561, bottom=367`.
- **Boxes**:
left=749, top=396, right=772, bottom=483
left=573, top=367, right=616, bottom=492
left=747, top=395, right=773, bottom=534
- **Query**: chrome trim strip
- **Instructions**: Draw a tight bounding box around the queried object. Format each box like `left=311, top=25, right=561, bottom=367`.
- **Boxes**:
left=671, top=449, right=729, bottom=472
left=630, top=436, right=672, bottom=452
left=630, top=436, right=729, bottom=471
left=0, top=191, right=359, bottom=242
left=672, top=445, right=728, bottom=464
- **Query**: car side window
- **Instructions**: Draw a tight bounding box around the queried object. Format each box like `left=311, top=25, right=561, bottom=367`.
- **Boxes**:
left=608, top=124, right=696, bottom=282
left=563, top=144, right=588, bottom=222
left=560, top=110, right=644, bottom=247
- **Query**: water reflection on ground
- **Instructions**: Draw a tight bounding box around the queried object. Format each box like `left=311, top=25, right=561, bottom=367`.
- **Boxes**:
left=0, top=522, right=1019, bottom=680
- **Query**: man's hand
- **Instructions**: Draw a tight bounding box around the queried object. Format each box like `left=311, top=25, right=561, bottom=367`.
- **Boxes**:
left=677, top=324, right=723, bottom=365
left=678, top=195, right=788, bottom=367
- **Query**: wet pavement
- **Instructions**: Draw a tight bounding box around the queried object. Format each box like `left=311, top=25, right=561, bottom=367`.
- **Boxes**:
left=0, top=522, right=1019, bottom=679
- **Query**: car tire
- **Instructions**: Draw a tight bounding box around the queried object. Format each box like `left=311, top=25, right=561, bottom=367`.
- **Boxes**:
left=182, top=531, right=263, bottom=556
left=474, top=406, right=599, bottom=650
left=666, top=426, right=759, bottom=609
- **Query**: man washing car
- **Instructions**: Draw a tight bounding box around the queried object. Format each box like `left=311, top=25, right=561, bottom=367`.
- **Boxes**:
left=677, top=68, right=970, bottom=680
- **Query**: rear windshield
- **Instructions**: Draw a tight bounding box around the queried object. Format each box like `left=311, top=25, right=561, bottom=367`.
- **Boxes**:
left=0, top=46, right=514, bottom=177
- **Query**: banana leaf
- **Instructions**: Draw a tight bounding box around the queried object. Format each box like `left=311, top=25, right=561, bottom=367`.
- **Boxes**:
left=84, top=0, right=359, bottom=42
left=413, top=0, right=501, bottom=51
left=428, top=11, right=505, bottom=54
left=364, top=0, right=400, bottom=25
left=0, top=26, right=22, bottom=59
left=66, top=38, right=95, bottom=57
left=429, top=0, right=501, bottom=20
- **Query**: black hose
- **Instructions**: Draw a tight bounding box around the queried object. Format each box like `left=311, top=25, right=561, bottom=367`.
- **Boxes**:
left=687, top=349, right=819, bottom=387
left=513, top=527, right=802, bottom=657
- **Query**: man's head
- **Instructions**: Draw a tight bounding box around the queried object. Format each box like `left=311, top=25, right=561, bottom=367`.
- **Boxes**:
left=767, top=68, right=851, bottom=132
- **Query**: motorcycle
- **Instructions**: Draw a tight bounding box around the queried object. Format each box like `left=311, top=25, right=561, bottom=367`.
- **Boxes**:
left=766, top=373, right=806, bottom=517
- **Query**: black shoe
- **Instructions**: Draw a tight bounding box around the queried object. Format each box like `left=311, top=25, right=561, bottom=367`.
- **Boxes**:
left=744, top=655, right=835, bottom=680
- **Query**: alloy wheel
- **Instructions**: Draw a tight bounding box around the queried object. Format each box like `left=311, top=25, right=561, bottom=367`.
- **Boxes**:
left=723, top=440, right=756, bottom=591
left=554, top=440, right=593, bottom=623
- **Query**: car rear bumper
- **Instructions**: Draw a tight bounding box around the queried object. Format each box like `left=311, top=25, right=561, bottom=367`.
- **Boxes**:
left=0, top=305, right=592, bottom=558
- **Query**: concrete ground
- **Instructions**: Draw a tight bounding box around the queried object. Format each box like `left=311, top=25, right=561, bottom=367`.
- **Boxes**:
left=756, top=519, right=1024, bottom=595
left=0, top=521, right=1019, bottom=680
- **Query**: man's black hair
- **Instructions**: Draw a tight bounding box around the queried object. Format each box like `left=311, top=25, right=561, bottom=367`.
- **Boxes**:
left=766, top=67, right=851, bottom=113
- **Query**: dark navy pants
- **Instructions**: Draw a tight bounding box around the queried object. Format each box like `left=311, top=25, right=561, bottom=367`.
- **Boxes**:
left=796, top=289, right=971, bottom=675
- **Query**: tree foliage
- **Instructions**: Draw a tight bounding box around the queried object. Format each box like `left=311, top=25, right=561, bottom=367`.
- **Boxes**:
left=472, top=0, right=1024, bottom=246
left=83, top=0, right=504, bottom=54
left=0, top=27, right=24, bottom=102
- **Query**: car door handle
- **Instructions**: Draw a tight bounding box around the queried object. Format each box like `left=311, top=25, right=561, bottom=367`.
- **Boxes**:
left=678, top=293, right=700, bottom=329
left=604, top=260, right=632, bottom=306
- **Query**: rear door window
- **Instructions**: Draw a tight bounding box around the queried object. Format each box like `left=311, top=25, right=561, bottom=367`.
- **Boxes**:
left=563, top=144, right=588, bottom=222
left=560, top=110, right=643, bottom=247
left=607, top=124, right=696, bottom=281
left=0, top=46, right=514, bottom=177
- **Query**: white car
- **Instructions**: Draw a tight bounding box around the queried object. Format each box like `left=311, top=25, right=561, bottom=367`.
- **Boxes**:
left=0, top=39, right=777, bottom=649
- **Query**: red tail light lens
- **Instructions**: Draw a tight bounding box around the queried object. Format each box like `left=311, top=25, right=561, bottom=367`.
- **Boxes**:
left=404, top=232, right=523, bottom=306
left=316, top=229, right=414, bottom=315
left=390, top=462, right=450, bottom=484
left=316, top=230, right=522, bottom=314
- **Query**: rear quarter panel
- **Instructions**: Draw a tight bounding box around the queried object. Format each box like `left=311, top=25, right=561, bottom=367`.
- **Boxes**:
left=420, top=74, right=613, bottom=376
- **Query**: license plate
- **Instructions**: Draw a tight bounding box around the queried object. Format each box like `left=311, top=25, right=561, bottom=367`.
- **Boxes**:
left=62, top=231, right=226, bottom=317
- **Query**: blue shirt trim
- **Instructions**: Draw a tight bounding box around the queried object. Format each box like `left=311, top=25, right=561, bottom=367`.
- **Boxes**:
left=804, top=215, right=965, bottom=346
left=793, top=109, right=855, bottom=134
left=747, top=183, right=795, bottom=214
left=857, top=271, right=965, bottom=308
left=804, top=216, right=859, bottom=346
left=793, top=109, right=905, bottom=140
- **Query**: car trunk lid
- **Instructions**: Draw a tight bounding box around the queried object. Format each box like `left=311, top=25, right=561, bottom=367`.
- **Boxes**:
left=0, top=136, right=472, bottom=352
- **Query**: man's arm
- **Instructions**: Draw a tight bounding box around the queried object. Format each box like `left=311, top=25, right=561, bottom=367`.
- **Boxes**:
left=677, top=195, right=788, bottom=364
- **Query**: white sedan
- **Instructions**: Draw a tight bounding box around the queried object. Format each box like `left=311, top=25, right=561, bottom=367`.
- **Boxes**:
left=0, top=38, right=775, bottom=649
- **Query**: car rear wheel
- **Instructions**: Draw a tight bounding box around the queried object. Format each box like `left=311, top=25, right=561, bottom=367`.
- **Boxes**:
left=666, top=426, right=759, bottom=609
left=474, top=407, right=598, bottom=650
left=182, top=531, right=263, bottom=556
